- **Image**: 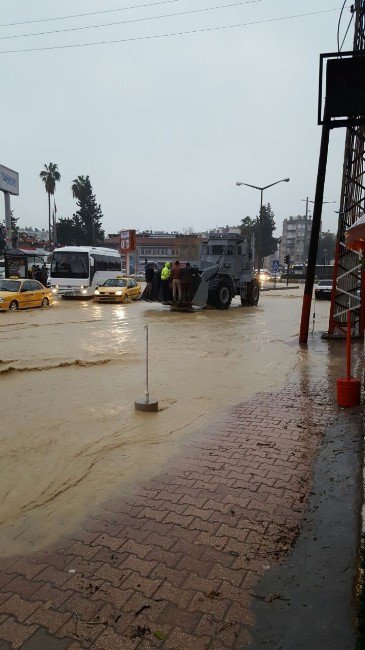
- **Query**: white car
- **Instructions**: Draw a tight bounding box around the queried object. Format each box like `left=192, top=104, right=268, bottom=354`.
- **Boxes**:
left=314, top=279, right=333, bottom=300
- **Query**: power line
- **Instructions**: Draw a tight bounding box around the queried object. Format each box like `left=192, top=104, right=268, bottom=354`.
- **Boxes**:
left=0, top=0, right=263, bottom=41
left=0, top=0, right=187, bottom=28
left=0, top=8, right=338, bottom=55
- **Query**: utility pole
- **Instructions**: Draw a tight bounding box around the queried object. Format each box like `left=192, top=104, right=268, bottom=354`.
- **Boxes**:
left=299, top=125, right=331, bottom=344
left=302, top=197, right=309, bottom=265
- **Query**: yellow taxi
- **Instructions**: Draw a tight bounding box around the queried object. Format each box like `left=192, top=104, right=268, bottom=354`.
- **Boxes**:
left=94, top=277, right=142, bottom=303
left=0, top=278, right=53, bottom=311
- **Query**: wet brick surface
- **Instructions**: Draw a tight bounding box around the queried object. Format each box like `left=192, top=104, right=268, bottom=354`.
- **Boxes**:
left=0, top=380, right=337, bottom=648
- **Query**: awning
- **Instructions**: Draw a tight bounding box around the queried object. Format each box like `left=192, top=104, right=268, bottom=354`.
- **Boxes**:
left=345, top=214, right=365, bottom=252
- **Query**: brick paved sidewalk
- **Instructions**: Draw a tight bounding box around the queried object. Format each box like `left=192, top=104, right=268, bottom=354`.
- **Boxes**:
left=0, top=380, right=337, bottom=649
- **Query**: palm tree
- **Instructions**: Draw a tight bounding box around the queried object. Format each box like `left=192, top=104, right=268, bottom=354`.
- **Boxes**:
left=40, top=163, right=61, bottom=247
left=71, top=175, right=87, bottom=200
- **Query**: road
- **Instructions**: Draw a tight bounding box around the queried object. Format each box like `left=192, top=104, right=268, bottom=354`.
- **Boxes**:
left=0, top=289, right=331, bottom=557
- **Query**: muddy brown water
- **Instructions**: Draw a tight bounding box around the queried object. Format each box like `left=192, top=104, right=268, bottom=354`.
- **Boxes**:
left=0, top=289, right=331, bottom=556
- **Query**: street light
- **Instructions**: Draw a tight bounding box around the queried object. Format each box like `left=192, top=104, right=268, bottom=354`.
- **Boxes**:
left=236, top=178, right=290, bottom=275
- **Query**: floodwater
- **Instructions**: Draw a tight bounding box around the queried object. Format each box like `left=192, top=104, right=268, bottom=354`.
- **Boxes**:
left=0, top=288, right=331, bottom=556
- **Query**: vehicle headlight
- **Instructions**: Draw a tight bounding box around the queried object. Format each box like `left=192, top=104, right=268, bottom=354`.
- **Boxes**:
left=80, top=285, right=84, bottom=290
left=0, top=297, right=4, bottom=303
left=82, top=289, right=87, bottom=295
left=52, top=288, right=58, bottom=294
left=115, top=290, right=123, bottom=296
left=95, top=289, right=100, bottom=295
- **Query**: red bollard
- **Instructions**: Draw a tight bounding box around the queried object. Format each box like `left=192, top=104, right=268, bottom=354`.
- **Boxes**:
left=337, top=309, right=361, bottom=407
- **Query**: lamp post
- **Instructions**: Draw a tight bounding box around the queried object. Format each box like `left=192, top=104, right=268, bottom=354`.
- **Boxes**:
left=236, top=178, right=290, bottom=275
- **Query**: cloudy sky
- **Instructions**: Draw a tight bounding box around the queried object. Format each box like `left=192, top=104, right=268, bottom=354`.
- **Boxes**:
left=0, top=0, right=353, bottom=237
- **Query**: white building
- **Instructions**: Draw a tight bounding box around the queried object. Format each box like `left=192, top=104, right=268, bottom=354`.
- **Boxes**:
left=280, top=215, right=315, bottom=265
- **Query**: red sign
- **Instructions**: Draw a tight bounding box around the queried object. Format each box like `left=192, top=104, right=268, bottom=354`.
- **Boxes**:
left=120, top=229, right=136, bottom=252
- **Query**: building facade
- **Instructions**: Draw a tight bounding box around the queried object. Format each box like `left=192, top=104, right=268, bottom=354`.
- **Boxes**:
left=280, top=215, right=315, bottom=265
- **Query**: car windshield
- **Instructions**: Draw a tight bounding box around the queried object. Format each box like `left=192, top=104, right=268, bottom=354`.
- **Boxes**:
left=318, top=280, right=332, bottom=287
left=0, top=280, right=21, bottom=292
left=51, top=252, right=89, bottom=279
left=103, top=279, right=127, bottom=287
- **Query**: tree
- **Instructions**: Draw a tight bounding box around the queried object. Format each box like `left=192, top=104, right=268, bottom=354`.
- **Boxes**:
left=57, top=217, right=78, bottom=246
left=240, top=216, right=256, bottom=236
left=71, top=175, right=104, bottom=245
left=240, top=203, right=277, bottom=266
left=317, top=231, right=336, bottom=265
left=259, top=203, right=277, bottom=262
left=0, top=224, right=6, bottom=253
left=178, top=229, right=201, bottom=261
left=10, top=210, right=19, bottom=238
left=10, top=210, right=19, bottom=248
left=39, top=163, right=61, bottom=245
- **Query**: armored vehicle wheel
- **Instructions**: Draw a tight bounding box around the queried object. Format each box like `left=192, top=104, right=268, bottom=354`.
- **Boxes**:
left=208, top=277, right=232, bottom=310
left=244, top=279, right=260, bottom=306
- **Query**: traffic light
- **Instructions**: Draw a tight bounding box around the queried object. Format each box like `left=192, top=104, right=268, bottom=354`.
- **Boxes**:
left=284, top=254, right=291, bottom=265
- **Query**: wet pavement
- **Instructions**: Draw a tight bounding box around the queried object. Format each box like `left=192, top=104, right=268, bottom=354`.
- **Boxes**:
left=0, top=290, right=362, bottom=648
left=249, top=405, right=363, bottom=650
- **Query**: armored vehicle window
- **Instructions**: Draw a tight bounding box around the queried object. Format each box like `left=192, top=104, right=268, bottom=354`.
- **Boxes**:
left=209, top=245, right=225, bottom=256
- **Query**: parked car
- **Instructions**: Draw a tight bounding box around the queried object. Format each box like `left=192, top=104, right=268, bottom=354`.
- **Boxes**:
left=94, top=277, right=141, bottom=303
left=0, top=278, right=53, bottom=310
left=314, top=279, right=333, bottom=300
left=256, top=269, right=270, bottom=283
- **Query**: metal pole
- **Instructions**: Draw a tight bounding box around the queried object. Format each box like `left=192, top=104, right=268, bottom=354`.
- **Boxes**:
left=145, top=324, right=149, bottom=402
left=360, top=251, right=365, bottom=337
left=303, top=196, right=309, bottom=264
left=4, top=192, right=11, bottom=243
left=134, top=322, right=158, bottom=412
left=346, top=308, right=351, bottom=380
left=257, top=189, right=263, bottom=276
left=299, top=123, right=330, bottom=344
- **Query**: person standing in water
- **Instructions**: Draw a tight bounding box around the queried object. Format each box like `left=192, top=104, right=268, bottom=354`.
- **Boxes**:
left=161, top=261, right=171, bottom=301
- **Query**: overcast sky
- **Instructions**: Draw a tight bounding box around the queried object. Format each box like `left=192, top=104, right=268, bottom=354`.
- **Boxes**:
left=0, top=0, right=354, bottom=237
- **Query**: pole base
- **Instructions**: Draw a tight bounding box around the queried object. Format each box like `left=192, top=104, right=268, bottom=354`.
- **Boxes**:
left=337, top=377, right=361, bottom=407
left=134, top=397, right=159, bottom=412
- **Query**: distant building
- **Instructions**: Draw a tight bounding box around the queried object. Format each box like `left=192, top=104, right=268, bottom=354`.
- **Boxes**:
left=213, top=225, right=241, bottom=235
left=280, top=215, right=316, bottom=265
left=103, top=231, right=202, bottom=272
left=19, top=227, right=49, bottom=241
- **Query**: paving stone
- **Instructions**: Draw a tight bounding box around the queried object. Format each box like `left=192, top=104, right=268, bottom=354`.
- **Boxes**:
left=0, top=617, right=37, bottom=649
left=22, top=627, right=72, bottom=649
left=0, top=594, right=40, bottom=622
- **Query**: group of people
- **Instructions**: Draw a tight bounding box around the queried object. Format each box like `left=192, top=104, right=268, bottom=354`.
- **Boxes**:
left=29, top=263, right=48, bottom=286
left=144, top=260, right=198, bottom=303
